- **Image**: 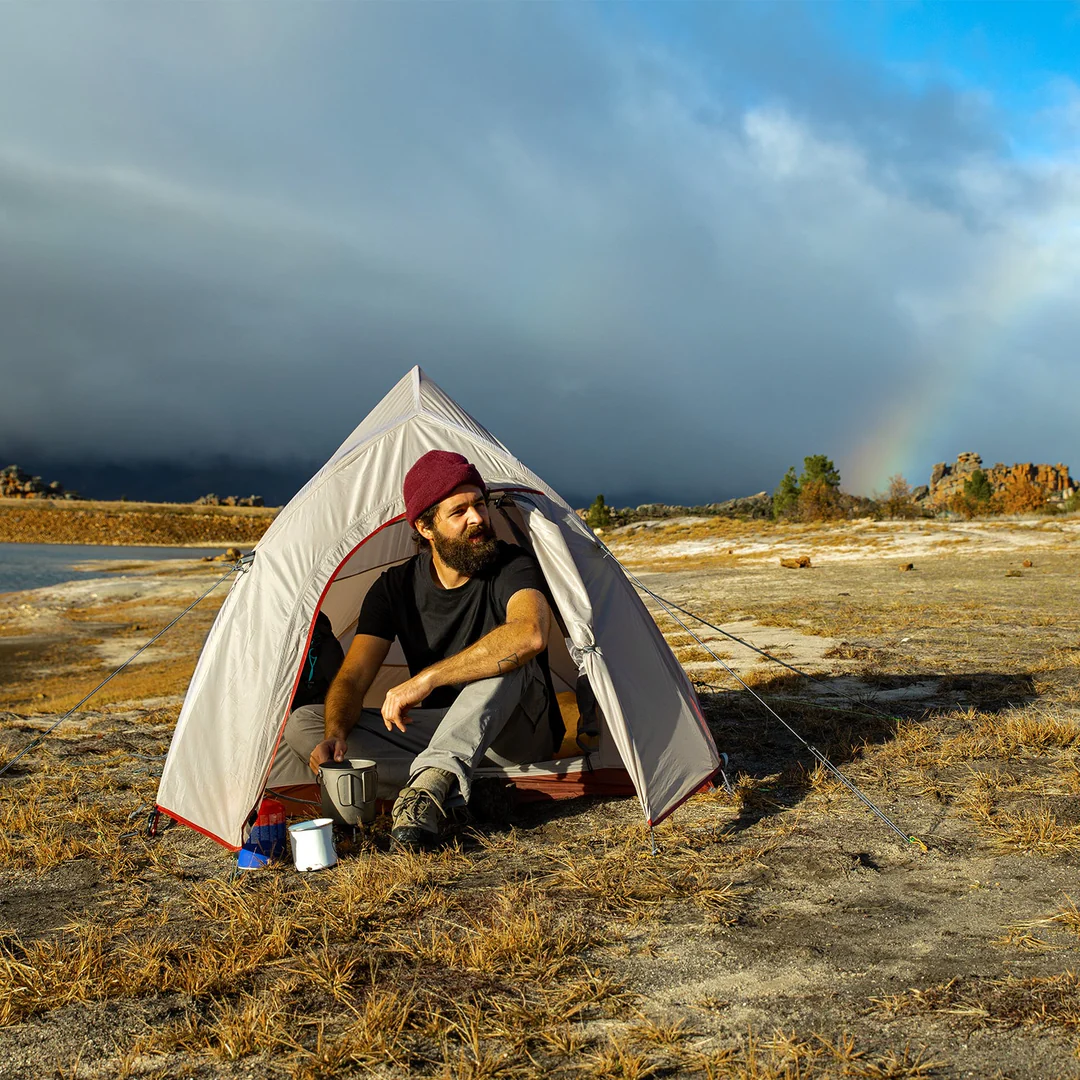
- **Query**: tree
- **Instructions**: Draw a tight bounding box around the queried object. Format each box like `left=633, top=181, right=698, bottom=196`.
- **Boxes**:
left=799, top=455, right=841, bottom=492
left=963, top=469, right=993, bottom=504
left=880, top=474, right=919, bottom=520
left=585, top=494, right=612, bottom=529
left=948, top=468, right=998, bottom=518
left=772, top=466, right=800, bottom=520
left=796, top=454, right=842, bottom=520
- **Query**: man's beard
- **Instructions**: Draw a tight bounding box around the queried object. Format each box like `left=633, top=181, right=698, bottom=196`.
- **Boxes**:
left=431, top=522, right=499, bottom=577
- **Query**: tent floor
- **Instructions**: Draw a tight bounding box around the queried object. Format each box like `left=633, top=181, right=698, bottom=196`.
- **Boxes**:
left=268, top=765, right=636, bottom=820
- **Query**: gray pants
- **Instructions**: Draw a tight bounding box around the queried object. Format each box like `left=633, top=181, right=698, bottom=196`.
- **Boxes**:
left=282, top=661, right=552, bottom=805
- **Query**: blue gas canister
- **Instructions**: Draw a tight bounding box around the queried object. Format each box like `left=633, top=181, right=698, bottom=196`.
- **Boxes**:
left=237, top=796, right=286, bottom=869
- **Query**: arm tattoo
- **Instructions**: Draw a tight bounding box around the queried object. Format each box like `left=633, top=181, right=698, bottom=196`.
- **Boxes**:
left=497, top=652, right=522, bottom=675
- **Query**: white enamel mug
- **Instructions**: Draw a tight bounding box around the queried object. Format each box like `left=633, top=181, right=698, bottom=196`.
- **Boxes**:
left=287, top=817, right=337, bottom=872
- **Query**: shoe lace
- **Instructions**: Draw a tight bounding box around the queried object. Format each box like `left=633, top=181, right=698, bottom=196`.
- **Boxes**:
left=395, top=787, right=446, bottom=828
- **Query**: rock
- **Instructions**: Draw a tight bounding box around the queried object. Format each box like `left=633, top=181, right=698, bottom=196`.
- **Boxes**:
left=1005, top=569, right=1022, bottom=578
left=195, top=493, right=264, bottom=508
left=0, top=464, right=72, bottom=499
left=780, top=556, right=812, bottom=569
left=899, top=563, right=914, bottom=572
left=1022, top=559, right=1033, bottom=568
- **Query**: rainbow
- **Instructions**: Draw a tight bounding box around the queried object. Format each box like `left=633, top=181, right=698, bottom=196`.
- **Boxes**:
left=846, top=230, right=1070, bottom=495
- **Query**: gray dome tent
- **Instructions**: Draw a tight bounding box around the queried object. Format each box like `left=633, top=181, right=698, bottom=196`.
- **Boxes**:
left=156, top=368, right=721, bottom=848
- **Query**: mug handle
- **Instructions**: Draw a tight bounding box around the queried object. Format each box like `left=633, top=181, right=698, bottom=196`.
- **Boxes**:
left=337, top=774, right=359, bottom=807
left=360, top=766, right=376, bottom=804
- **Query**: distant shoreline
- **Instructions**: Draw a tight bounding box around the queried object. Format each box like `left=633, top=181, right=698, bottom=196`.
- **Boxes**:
left=0, top=498, right=277, bottom=547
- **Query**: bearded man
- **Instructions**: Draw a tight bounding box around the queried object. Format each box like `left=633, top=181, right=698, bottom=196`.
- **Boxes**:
left=283, top=450, right=562, bottom=850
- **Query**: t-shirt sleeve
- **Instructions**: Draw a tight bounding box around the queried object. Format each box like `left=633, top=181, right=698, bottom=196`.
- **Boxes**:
left=355, top=573, right=397, bottom=641
left=494, top=550, right=549, bottom=615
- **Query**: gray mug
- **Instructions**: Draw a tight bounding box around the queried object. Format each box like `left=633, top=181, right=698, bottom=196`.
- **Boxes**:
left=318, top=758, right=378, bottom=826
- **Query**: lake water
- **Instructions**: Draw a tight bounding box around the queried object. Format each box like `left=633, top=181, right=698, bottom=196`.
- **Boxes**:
left=0, top=543, right=228, bottom=595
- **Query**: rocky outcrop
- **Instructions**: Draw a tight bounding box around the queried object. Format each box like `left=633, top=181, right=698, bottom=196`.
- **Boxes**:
left=1, top=464, right=79, bottom=500
left=584, top=493, right=775, bottom=524
left=926, top=454, right=1075, bottom=507
left=194, top=493, right=265, bottom=507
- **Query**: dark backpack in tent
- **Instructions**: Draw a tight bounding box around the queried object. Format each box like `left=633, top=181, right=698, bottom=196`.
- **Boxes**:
left=290, top=613, right=344, bottom=712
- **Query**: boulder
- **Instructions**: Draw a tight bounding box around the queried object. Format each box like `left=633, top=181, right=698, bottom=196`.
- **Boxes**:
left=0, top=464, right=70, bottom=499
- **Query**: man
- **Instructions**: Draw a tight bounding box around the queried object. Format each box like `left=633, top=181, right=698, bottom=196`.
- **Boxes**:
left=283, top=449, right=562, bottom=850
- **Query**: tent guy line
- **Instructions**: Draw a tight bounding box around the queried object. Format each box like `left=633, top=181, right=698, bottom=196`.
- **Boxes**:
left=0, top=561, right=242, bottom=782
left=607, top=552, right=925, bottom=851
left=624, top=574, right=901, bottom=725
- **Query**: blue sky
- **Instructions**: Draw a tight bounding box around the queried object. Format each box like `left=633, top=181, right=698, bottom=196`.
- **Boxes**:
left=0, top=2, right=1077, bottom=504
left=828, top=2, right=1080, bottom=150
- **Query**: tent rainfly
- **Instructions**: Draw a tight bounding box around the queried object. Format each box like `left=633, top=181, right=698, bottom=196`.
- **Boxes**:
left=156, top=368, right=721, bottom=849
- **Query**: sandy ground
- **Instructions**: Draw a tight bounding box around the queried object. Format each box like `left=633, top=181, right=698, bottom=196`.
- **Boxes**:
left=607, top=514, right=1080, bottom=567
left=2, top=520, right=1080, bottom=1079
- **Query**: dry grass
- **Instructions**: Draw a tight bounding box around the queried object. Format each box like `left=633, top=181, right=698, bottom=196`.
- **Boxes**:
left=873, top=972, right=1080, bottom=1033
left=4, top=520, right=1080, bottom=1076
left=690, top=1031, right=941, bottom=1079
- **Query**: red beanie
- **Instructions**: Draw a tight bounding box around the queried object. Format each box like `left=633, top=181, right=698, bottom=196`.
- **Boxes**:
left=403, top=450, right=486, bottom=525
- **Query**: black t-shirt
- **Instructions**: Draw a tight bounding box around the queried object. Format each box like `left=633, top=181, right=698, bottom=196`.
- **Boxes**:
left=356, top=541, right=563, bottom=749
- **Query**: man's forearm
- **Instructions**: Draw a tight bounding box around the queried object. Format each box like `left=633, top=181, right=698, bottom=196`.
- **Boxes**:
left=320, top=634, right=392, bottom=741
left=422, top=619, right=544, bottom=693
left=323, top=675, right=367, bottom=740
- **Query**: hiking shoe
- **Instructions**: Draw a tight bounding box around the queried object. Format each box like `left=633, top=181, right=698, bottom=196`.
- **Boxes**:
left=390, top=786, right=447, bottom=851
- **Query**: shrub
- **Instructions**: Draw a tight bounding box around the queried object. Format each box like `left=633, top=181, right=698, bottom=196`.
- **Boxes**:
left=947, top=490, right=1000, bottom=519
left=797, top=478, right=843, bottom=521
left=999, top=476, right=1047, bottom=515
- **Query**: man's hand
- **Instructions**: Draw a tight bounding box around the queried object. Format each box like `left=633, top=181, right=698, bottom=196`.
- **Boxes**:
left=308, top=737, right=349, bottom=774
left=381, top=672, right=434, bottom=733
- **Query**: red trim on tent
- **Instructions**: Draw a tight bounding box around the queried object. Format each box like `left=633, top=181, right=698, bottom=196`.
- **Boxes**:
left=156, top=804, right=240, bottom=852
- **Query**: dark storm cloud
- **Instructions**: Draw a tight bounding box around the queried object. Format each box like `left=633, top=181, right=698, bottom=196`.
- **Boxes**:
left=0, top=4, right=1077, bottom=504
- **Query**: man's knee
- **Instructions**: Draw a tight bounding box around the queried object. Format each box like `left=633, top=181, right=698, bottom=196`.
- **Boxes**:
left=284, top=704, right=325, bottom=760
